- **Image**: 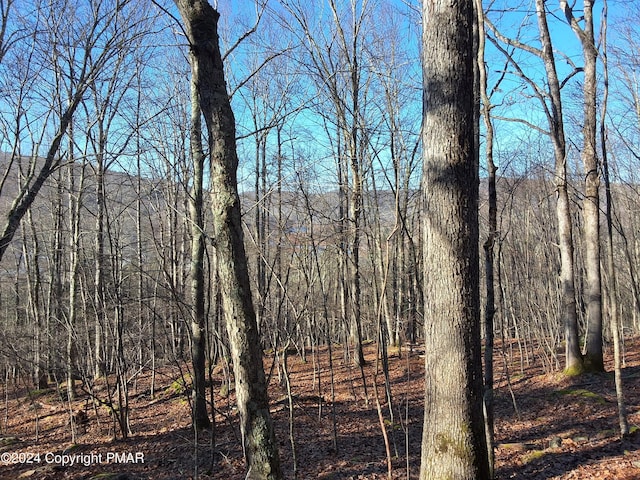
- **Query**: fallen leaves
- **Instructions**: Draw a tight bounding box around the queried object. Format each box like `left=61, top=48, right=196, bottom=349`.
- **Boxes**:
left=0, top=339, right=639, bottom=479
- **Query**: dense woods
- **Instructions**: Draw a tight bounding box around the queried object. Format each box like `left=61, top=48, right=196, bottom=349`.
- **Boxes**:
left=1, top=0, right=640, bottom=478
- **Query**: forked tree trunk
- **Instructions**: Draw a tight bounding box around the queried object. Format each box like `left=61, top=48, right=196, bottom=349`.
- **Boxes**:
left=173, top=1, right=281, bottom=478
left=419, top=0, right=490, bottom=478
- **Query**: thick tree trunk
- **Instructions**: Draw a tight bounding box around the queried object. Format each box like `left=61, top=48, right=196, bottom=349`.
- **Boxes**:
left=419, top=0, right=490, bottom=478
left=173, top=1, right=281, bottom=478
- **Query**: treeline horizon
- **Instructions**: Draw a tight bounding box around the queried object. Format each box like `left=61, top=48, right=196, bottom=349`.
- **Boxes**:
left=2, top=149, right=639, bottom=381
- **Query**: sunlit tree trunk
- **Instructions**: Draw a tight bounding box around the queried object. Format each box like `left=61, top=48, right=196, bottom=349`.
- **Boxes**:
left=476, top=0, right=497, bottom=472
left=173, top=1, right=282, bottom=477
left=484, top=0, right=584, bottom=374
left=419, top=0, right=490, bottom=477
left=535, top=0, right=584, bottom=374
left=187, top=59, right=211, bottom=431
left=560, top=0, right=604, bottom=372
left=599, top=0, right=628, bottom=436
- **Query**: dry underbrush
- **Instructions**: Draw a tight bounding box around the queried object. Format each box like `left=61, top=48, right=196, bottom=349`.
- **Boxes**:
left=0, top=340, right=639, bottom=479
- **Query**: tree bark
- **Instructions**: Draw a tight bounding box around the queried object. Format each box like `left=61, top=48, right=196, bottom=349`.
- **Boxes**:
left=599, top=0, right=628, bottom=435
left=535, top=0, right=584, bottom=374
left=419, top=0, right=490, bottom=478
left=173, top=1, right=282, bottom=478
left=187, top=62, right=211, bottom=431
left=476, top=0, right=497, bottom=472
left=560, top=0, right=604, bottom=372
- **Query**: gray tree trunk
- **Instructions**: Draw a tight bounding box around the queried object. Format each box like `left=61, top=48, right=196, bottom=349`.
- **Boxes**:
left=172, top=1, right=282, bottom=478
left=419, top=0, right=490, bottom=477
left=476, top=0, right=497, bottom=472
left=187, top=61, right=211, bottom=431
left=599, top=7, right=629, bottom=436
left=535, top=0, right=584, bottom=374
left=560, top=0, right=604, bottom=372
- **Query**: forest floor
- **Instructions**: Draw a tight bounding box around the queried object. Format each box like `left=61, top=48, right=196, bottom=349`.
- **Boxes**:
left=1, top=338, right=639, bottom=480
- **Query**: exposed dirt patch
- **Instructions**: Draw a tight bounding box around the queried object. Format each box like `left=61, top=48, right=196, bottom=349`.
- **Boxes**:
left=1, top=340, right=639, bottom=479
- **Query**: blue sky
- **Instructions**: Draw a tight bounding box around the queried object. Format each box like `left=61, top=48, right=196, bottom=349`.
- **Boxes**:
left=3, top=0, right=634, bottom=189
left=220, top=0, right=633, bottom=186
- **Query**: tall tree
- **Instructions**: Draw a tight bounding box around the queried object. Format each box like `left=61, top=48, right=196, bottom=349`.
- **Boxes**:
left=560, top=0, right=604, bottom=372
left=419, top=0, right=490, bottom=477
left=536, top=0, right=583, bottom=374
left=172, top=1, right=282, bottom=478
left=599, top=0, right=628, bottom=437
left=476, top=0, right=498, bottom=472
left=486, top=0, right=585, bottom=374
left=186, top=41, right=211, bottom=431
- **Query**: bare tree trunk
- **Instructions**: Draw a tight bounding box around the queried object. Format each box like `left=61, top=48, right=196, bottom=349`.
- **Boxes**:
left=111, top=240, right=131, bottom=439
left=476, top=0, right=496, bottom=472
left=23, top=210, right=44, bottom=389
left=173, top=2, right=282, bottom=478
left=560, top=0, right=604, bottom=372
left=66, top=156, right=85, bottom=402
left=419, top=0, right=490, bottom=477
left=27, top=213, right=45, bottom=388
left=94, top=144, right=106, bottom=380
left=338, top=153, right=351, bottom=363
left=348, top=121, right=365, bottom=368
left=599, top=0, right=628, bottom=436
left=187, top=60, right=211, bottom=431
left=134, top=69, right=146, bottom=378
left=44, top=171, right=64, bottom=387
left=485, top=0, right=584, bottom=374
left=535, top=0, right=584, bottom=374
left=254, top=131, right=268, bottom=333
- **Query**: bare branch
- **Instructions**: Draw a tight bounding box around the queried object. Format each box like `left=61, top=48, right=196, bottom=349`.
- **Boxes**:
left=491, top=114, right=551, bottom=136
left=484, top=15, right=543, bottom=58
left=222, top=0, right=267, bottom=62
left=229, top=47, right=290, bottom=99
